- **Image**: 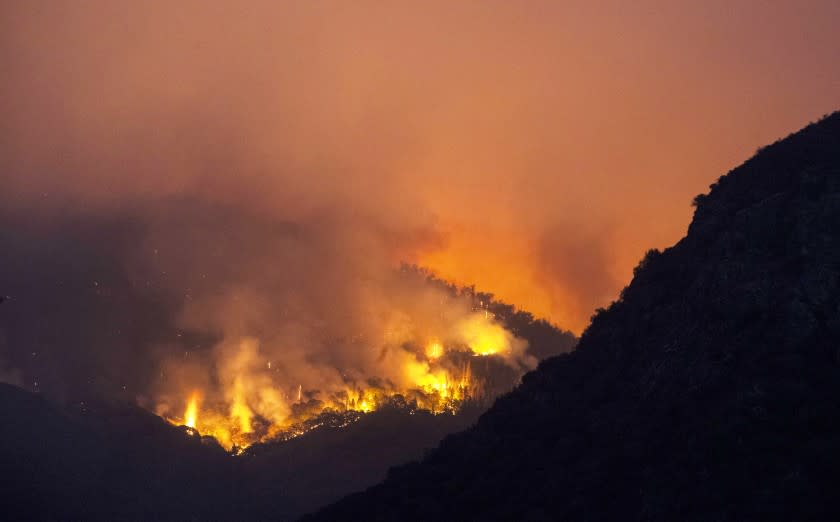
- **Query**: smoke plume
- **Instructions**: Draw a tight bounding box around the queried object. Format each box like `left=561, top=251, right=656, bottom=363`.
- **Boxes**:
left=1, top=1, right=838, bottom=416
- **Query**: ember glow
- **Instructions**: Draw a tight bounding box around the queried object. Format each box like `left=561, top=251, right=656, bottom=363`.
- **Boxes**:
left=163, top=305, right=520, bottom=451
left=458, top=313, right=510, bottom=356
left=184, top=391, right=200, bottom=429
left=425, top=340, right=444, bottom=360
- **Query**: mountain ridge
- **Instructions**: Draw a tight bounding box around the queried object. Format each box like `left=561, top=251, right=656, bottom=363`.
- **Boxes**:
left=306, top=111, right=840, bottom=521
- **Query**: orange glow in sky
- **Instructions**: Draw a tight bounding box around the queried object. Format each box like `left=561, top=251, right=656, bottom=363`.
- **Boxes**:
left=1, top=1, right=838, bottom=332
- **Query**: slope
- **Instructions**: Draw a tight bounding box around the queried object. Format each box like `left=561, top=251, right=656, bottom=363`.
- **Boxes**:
left=308, top=111, right=840, bottom=521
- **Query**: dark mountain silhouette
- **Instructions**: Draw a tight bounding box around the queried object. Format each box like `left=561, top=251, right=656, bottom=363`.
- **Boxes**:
left=0, top=283, right=574, bottom=521
left=0, top=381, right=481, bottom=521
left=307, top=112, right=840, bottom=521
left=0, top=382, right=235, bottom=521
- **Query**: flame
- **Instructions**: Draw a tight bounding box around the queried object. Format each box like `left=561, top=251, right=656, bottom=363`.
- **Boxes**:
left=167, top=357, right=476, bottom=450
left=403, top=359, right=473, bottom=411
left=230, top=378, right=253, bottom=434
left=184, top=391, right=200, bottom=429
left=163, top=313, right=524, bottom=452
left=457, top=313, right=509, bottom=356
left=425, top=339, right=443, bottom=359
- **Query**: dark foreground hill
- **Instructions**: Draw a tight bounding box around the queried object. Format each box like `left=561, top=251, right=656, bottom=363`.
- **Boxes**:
left=0, top=382, right=483, bottom=521
left=308, top=112, right=840, bottom=521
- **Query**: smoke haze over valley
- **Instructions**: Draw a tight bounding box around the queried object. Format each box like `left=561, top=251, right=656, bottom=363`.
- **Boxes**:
left=1, top=2, right=839, bottom=519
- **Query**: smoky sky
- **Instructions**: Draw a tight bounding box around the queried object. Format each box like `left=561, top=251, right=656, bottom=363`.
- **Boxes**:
left=1, top=1, right=839, bottom=398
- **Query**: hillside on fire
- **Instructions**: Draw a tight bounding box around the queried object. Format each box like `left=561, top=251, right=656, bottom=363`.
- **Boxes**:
left=0, top=277, right=575, bottom=521
left=309, top=113, right=840, bottom=521
left=3, top=1, right=839, bottom=520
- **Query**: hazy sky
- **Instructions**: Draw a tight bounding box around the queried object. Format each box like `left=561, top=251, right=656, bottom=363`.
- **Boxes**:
left=2, top=0, right=839, bottom=332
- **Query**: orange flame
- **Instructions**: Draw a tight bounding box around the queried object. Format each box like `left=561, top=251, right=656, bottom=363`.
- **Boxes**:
left=164, top=312, right=523, bottom=452
left=184, top=391, right=200, bottom=429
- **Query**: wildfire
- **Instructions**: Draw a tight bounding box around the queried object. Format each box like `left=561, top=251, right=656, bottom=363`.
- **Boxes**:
left=230, top=378, right=253, bottom=434
left=425, top=339, right=443, bottom=359
left=458, top=313, right=508, bottom=356
left=167, top=357, right=480, bottom=450
left=184, top=391, right=200, bottom=429
left=163, top=311, right=527, bottom=453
